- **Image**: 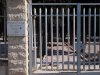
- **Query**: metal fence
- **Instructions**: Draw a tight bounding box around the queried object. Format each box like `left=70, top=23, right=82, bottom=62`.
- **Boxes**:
left=0, top=0, right=7, bottom=58
left=29, top=3, right=100, bottom=75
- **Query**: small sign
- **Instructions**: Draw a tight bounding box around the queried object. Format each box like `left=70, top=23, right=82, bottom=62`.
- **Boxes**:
left=7, top=21, right=26, bottom=36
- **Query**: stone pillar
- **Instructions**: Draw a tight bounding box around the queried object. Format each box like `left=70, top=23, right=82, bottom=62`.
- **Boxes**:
left=7, top=0, right=28, bottom=75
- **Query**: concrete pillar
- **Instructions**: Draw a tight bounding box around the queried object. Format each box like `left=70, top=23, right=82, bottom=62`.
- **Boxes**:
left=7, top=0, right=28, bottom=75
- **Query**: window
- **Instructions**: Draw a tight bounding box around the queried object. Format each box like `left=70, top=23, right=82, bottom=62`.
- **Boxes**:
left=0, top=0, right=7, bottom=41
left=0, top=0, right=7, bottom=58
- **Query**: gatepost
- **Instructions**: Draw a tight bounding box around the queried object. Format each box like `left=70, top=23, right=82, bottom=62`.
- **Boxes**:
left=7, top=0, right=29, bottom=75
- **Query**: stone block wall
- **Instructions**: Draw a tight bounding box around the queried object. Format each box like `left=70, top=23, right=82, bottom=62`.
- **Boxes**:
left=7, top=0, right=28, bottom=75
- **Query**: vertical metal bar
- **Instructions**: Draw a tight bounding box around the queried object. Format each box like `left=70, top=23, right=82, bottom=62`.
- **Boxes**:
left=45, top=8, right=48, bottom=70
left=4, top=8, right=7, bottom=54
left=56, top=8, right=59, bottom=70
left=29, top=1, right=33, bottom=75
left=39, top=8, right=42, bottom=69
left=99, top=9, right=100, bottom=69
left=62, top=8, right=64, bottom=70
left=2, top=15, right=4, bottom=41
left=83, top=8, right=86, bottom=71
left=73, top=8, right=75, bottom=70
left=94, top=8, right=96, bottom=70
left=33, top=8, right=37, bottom=69
left=51, top=8, right=53, bottom=70
left=88, top=8, right=91, bottom=70
left=67, top=8, right=70, bottom=70
left=77, top=3, right=81, bottom=75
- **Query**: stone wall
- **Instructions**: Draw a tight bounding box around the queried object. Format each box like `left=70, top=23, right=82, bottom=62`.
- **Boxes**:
left=7, top=0, right=28, bottom=75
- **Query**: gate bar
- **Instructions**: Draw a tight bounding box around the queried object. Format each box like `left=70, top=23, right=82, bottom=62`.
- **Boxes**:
left=62, top=8, right=65, bottom=70
left=32, top=3, right=77, bottom=5
left=33, top=8, right=37, bottom=69
left=88, top=8, right=91, bottom=70
left=32, top=3, right=100, bottom=5
left=67, top=8, right=70, bottom=70
left=45, top=8, right=48, bottom=70
left=39, top=8, right=42, bottom=69
left=56, top=8, right=59, bottom=70
left=83, top=8, right=86, bottom=70
left=32, top=14, right=100, bottom=17
left=51, top=8, right=53, bottom=70
left=77, top=3, right=81, bottom=75
left=94, top=8, right=96, bottom=70
left=73, top=8, right=75, bottom=70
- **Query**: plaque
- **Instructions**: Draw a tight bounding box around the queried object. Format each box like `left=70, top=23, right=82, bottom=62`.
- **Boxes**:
left=7, top=21, right=26, bottom=36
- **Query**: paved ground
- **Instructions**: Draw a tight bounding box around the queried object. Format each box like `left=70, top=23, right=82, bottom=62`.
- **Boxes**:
left=33, top=71, right=100, bottom=75
left=35, top=42, right=100, bottom=71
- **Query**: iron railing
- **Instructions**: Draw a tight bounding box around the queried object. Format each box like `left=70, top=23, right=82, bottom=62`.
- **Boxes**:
left=29, top=3, right=100, bottom=75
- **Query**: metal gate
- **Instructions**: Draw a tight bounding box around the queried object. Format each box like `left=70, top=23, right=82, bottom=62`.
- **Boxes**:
left=29, top=3, right=100, bottom=75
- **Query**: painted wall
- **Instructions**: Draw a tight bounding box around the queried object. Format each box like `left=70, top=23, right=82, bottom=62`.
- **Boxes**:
left=0, top=63, right=8, bottom=75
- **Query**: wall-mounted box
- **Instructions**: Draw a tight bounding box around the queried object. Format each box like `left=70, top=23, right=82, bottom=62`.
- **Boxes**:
left=7, top=21, right=26, bottom=36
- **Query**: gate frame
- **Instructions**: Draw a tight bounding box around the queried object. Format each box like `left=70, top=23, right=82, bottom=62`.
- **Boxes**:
left=28, top=3, right=100, bottom=75
left=77, top=3, right=81, bottom=75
